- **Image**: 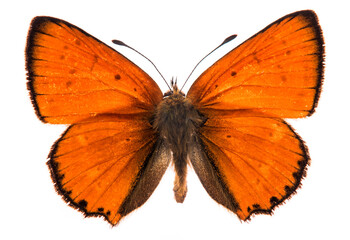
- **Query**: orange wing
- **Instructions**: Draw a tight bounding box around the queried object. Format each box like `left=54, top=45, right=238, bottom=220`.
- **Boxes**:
left=26, top=17, right=168, bottom=226
left=48, top=114, right=170, bottom=225
left=26, top=17, right=162, bottom=124
left=188, top=10, right=324, bottom=220
left=191, top=110, right=310, bottom=220
left=187, top=10, right=324, bottom=118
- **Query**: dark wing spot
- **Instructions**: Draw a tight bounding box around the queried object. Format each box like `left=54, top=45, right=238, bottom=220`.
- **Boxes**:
left=66, top=81, right=72, bottom=88
left=226, top=135, right=231, bottom=138
left=231, top=71, right=237, bottom=76
left=115, top=74, right=121, bottom=80
left=247, top=206, right=251, bottom=212
left=281, top=75, right=287, bottom=82
left=270, top=196, right=278, bottom=205
left=252, top=204, right=260, bottom=209
left=57, top=173, right=65, bottom=181
left=78, top=199, right=88, bottom=208
left=297, top=160, right=304, bottom=167
left=284, top=185, right=292, bottom=195
left=292, top=172, right=299, bottom=180
left=63, top=45, right=68, bottom=50
left=214, top=84, right=218, bottom=89
left=98, top=207, right=104, bottom=212
left=106, top=211, right=111, bottom=216
left=75, top=39, right=81, bottom=45
left=297, top=92, right=306, bottom=97
left=134, top=88, right=137, bottom=92
left=286, top=50, right=291, bottom=55
left=126, top=138, right=130, bottom=142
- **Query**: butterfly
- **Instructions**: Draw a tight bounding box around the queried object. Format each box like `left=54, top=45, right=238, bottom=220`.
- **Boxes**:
left=26, top=10, right=324, bottom=226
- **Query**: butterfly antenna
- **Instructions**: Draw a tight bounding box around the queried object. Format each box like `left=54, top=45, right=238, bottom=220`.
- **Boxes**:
left=112, top=39, right=171, bottom=90
left=180, top=34, right=237, bottom=91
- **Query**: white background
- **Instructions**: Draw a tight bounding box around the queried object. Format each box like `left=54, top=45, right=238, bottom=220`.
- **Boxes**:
left=1, top=0, right=349, bottom=239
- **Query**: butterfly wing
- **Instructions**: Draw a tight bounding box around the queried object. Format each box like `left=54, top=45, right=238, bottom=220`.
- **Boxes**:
left=48, top=114, right=170, bottom=225
left=26, top=16, right=162, bottom=124
left=187, top=10, right=323, bottom=118
left=26, top=17, right=168, bottom=225
left=187, top=10, right=324, bottom=220
left=190, top=111, right=309, bottom=220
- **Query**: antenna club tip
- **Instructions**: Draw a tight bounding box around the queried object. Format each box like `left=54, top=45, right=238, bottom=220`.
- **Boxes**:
left=112, top=39, right=126, bottom=46
left=222, top=34, right=237, bottom=44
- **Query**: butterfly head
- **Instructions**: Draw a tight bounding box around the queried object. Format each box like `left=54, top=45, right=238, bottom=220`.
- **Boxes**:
left=164, top=77, right=185, bottom=97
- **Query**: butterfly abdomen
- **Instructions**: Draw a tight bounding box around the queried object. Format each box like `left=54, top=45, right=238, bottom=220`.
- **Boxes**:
left=153, top=87, right=205, bottom=203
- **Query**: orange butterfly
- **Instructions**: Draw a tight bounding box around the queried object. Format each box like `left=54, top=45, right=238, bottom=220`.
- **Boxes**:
left=26, top=10, right=324, bottom=226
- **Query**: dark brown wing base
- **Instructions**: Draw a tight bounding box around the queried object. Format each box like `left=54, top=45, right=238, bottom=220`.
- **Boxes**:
left=189, top=136, right=240, bottom=214
left=118, top=140, right=171, bottom=217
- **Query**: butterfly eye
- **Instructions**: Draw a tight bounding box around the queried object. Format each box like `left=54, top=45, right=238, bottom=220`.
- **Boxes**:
left=164, top=90, right=173, bottom=97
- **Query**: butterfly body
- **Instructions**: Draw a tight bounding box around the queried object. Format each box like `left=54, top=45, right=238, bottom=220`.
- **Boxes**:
left=26, top=10, right=324, bottom=226
left=153, top=83, right=205, bottom=202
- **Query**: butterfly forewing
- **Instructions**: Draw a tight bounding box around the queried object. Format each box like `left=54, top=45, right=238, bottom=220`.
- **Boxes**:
left=187, top=10, right=324, bottom=118
left=26, top=17, right=163, bottom=124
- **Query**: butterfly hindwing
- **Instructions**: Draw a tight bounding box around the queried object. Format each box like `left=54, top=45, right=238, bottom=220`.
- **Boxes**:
left=26, top=17, right=163, bottom=124
left=48, top=114, right=170, bottom=225
left=191, top=110, right=309, bottom=220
